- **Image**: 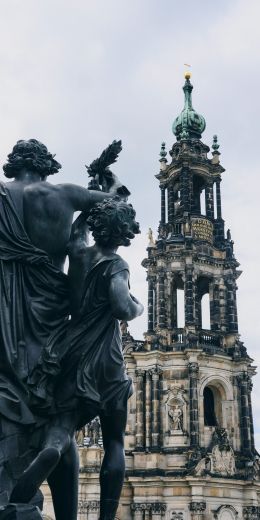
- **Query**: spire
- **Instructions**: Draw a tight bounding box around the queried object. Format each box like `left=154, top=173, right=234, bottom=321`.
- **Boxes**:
left=172, top=73, right=206, bottom=141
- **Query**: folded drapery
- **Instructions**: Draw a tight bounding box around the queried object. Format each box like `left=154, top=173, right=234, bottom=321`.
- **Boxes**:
left=0, top=183, right=69, bottom=425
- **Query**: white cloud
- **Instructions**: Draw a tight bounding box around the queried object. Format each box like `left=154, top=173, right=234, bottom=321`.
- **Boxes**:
left=0, top=0, right=259, bottom=440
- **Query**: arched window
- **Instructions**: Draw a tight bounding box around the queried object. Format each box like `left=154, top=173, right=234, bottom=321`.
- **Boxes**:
left=201, top=292, right=210, bottom=329
left=192, top=174, right=206, bottom=215
left=177, top=288, right=184, bottom=328
left=196, top=277, right=211, bottom=330
left=171, top=275, right=184, bottom=329
left=203, top=386, right=218, bottom=426
left=200, top=189, right=206, bottom=215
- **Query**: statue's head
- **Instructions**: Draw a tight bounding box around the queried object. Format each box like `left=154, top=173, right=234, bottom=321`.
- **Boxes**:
left=87, top=197, right=140, bottom=248
left=3, top=139, right=61, bottom=179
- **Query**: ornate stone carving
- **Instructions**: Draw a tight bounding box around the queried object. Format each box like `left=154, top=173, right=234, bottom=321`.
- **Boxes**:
left=193, top=428, right=235, bottom=477
left=136, top=368, right=145, bottom=377
left=75, top=426, right=86, bottom=446
left=166, top=386, right=187, bottom=434
left=210, top=428, right=235, bottom=476
left=168, top=405, right=183, bottom=431
left=131, top=503, right=167, bottom=514
left=243, top=506, right=260, bottom=520
left=189, top=502, right=206, bottom=513
left=149, top=366, right=162, bottom=377
left=170, top=512, right=183, bottom=520
left=131, top=503, right=145, bottom=512
left=78, top=500, right=100, bottom=513
left=188, top=362, right=199, bottom=375
left=76, top=417, right=103, bottom=447
left=211, top=449, right=235, bottom=476
left=151, top=504, right=167, bottom=514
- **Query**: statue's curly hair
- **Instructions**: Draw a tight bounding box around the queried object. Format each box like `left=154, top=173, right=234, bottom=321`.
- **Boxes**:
left=87, top=197, right=140, bottom=247
left=3, top=139, right=61, bottom=179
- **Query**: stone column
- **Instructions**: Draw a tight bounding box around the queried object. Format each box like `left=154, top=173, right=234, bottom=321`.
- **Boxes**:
left=151, top=368, right=161, bottom=449
left=154, top=283, right=158, bottom=329
left=211, top=283, right=220, bottom=331
left=78, top=500, right=88, bottom=519
left=158, top=273, right=166, bottom=328
left=148, top=278, right=154, bottom=332
left=189, top=362, right=199, bottom=447
left=189, top=502, right=206, bottom=520
left=194, top=276, right=201, bottom=329
left=226, top=277, right=238, bottom=333
left=205, top=182, right=214, bottom=220
left=180, top=166, right=192, bottom=214
left=151, top=503, right=167, bottom=520
left=165, top=272, right=172, bottom=329
left=219, top=277, right=227, bottom=332
left=238, top=373, right=252, bottom=455
left=167, top=184, right=175, bottom=224
left=160, top=186, right=166, bottom=224
left=216, top=179, right=222, bottom=219
left=144, top=507, right=150, bottom=520
left=185, top=267, right=195, bottom=325
left=145, top=370, right=152, bottom=450
left=135, top=369, right=145, bottom=449
left=87, top=501, right=100, bottom=520
left=131, top=504, right=144, bottom=520
left=248, top=379, right=255, bottom=452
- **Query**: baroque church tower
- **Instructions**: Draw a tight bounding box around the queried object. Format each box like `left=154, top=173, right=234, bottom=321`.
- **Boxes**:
left=42, top=74, right=260, bottom=520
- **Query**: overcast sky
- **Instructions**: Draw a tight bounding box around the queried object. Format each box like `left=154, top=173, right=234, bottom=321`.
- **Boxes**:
left=0, top=0, right=259, bottom=446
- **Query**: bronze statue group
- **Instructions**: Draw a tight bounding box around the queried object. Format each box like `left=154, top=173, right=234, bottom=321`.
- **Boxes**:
left=0, top=139, right=143, bottom=520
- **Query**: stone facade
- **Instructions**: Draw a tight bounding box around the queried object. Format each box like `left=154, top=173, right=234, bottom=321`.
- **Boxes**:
left=42, top=75, right=260, bottom=519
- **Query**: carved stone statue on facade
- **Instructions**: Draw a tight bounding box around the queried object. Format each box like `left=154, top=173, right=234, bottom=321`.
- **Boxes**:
left=147, top=227, right=156, bottom=247
left=0, top=139, right=143, bottom=520
left=168, top=406, right=183, bottom=431
left=76, top=427, right=86, bottom=447
left=166, top=387, right=186, bottom=435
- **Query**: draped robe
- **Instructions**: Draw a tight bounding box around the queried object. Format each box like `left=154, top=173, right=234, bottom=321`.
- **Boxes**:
left=29, top=255, right=133, bottom=429
left=0, top=182, right=69, bottom=424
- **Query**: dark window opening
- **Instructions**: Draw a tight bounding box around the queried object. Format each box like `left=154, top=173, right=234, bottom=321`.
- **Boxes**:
left=204, top=387, right=218, bottom=426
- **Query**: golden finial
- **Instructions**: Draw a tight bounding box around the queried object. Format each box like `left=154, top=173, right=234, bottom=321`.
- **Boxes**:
left=184, top=63, right=191, bottom=80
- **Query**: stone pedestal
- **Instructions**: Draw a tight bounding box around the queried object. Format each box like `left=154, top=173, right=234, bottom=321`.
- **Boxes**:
left=0, top=504, right=42, bottom=520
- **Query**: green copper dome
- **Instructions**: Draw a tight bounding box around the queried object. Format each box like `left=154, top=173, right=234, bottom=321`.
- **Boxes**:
left=172, top=74, right=206, bottom=140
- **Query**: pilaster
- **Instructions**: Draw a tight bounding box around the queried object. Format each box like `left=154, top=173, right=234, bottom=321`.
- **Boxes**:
left=145, top=371, right=152, bottom=450
left=188, top=362, right=199, bottom=447
left=189, top=502, right=206, bottom=520
left=158, top=272, right=166, bottom=329
left=205, top=182, right=214, bottom=220
left=135, top=369, right=145, bottom=449
left=238, top=372, right=252, bottom=456
left=151, top=367, right=161, bottom=449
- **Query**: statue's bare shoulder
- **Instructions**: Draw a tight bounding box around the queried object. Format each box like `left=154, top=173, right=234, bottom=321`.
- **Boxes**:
left=24, top=181, right=91, bottom=214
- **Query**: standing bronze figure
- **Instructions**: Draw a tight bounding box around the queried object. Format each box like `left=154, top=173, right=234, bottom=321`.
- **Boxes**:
left=0, top=139, right=143, bottom=520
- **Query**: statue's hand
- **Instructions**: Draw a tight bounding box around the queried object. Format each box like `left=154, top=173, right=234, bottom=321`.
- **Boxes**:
left=88, top=174, right=100, bottom=191
left=102, top=172, right=130, bottom=199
